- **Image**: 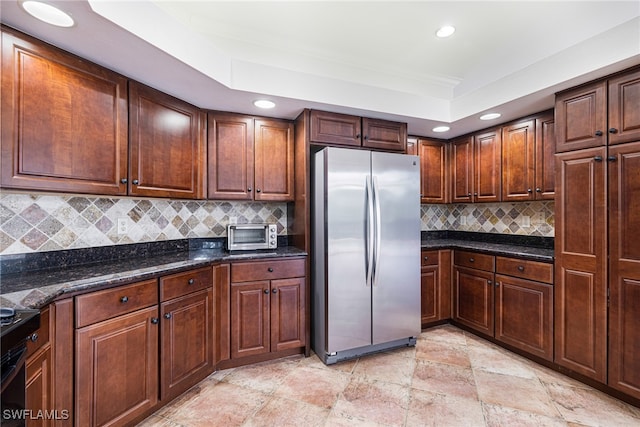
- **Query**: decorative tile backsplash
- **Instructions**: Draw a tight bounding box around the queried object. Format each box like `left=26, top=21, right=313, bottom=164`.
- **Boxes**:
left=421, top=201, right=554, bottom=237
left=0, top=192, right=288, bottom=255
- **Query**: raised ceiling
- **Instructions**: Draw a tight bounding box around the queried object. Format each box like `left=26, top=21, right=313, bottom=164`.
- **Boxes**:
left=2, top=1, right=639, bottom=137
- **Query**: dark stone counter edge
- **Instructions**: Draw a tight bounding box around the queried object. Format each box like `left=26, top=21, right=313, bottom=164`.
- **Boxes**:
left=0, top=246, right=307, bottom=310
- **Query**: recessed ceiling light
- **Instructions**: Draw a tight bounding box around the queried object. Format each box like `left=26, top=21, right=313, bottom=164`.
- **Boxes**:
left=480, top=113, right=501, bottom=121
left=432, top=126, right=450, bottom=133
left=253, top=99, right=275, bottom=109
left=436, top=25, right=455, bottom=38
left=21, top=1, right=74, bottom=27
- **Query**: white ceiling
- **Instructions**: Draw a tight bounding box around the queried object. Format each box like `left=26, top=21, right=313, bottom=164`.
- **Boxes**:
left=2, top=1, right=639, bottom=138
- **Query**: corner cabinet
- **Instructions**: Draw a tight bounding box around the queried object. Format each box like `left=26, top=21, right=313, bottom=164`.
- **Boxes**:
left=207, top=113, right=294, bottom=201
left=1, top=27, right=129, bottom=195
left=129, top=82, right=206, bottom=199
left=225, top=258, right=306, bottom=364
left=309, top=110, right=407, bottom=152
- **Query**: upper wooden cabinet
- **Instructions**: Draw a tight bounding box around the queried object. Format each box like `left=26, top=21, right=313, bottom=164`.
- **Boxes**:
left=129, top=82, right=206, bottom=199
left=502, top=112, right=555, bottom=201
left=309, top=110, right=407, bottom=152
left=1, top=27, right=129, bottom=195
left=555, top=67, right=640, bottom=152
left=207, top=113, right=294, bottom=201
left=254, top=118, right=295, bottom=201
left=450, top=129, right=501, bottom=203
left=451, top=136, right=474, bottom=203
left=418, top=139, right=449, bottom=203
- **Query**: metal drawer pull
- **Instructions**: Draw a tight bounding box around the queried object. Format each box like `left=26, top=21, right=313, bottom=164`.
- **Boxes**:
left=151, top=318, right=159, bottom=324
left=120, top=296, right=129, bottom=303
left=272, top=289, right=278, bottom=294
left=469, top=258, right=475, bottom=262
left=188, top=278, right=195, bottom=285
left=517, top=265, right=525, bottom=272
left=164, top=313, right=172, bottom=319
left=263, top=289, right=269, bottom=294
left=268, top=267, right=274, bottom=272
left=30, top=333, right=39, bottom=343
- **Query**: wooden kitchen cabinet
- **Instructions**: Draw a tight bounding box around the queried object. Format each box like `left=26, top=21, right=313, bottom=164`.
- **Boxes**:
left=207, top=113, right=294, bottom=201
left=495, top=257, right=554, bottom=361
left=159, top=267, right=214, bottom=401
left=229, top=258, right=306, bottom=361
left=608, top=141, right=640, bottom=400
left=502, top=113, right=555, bottom=201
left=453, top=251, right=495, bottom=337
left=75, top=279, right=159, bottom=427
left=1, top=27, right=129, bottom=195
left=418, top=139, right=449, bottom=203
left=555, top=67, right=640, bottom=152
left=421, top=250, right=452, bottom=327
left=129, top=81, right=206, bottom=199
left=554, top=147, right=607, bottom=382
left=25, top=308, right=53, bottom=427
left=450, top=129, right=501, bottom=203
left=309, top=110, right=407, bottom=152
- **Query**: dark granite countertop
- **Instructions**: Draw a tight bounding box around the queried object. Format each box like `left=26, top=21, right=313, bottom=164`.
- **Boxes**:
left=420, top=231, right=554, bottom=262
left=0, top=242, right=307, bottom=310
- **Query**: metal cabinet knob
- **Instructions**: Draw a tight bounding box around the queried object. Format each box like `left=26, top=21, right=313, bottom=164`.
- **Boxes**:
left=263, top=289, right=269, bottom=294
left=151, top=317, right=159, bottom=324
left=256, top=189, right=261, bottom=193
left=527, top=188, right=533, bottom=193
left=120, top=178, right=128, bottom=184
left=120, top=296, right=129, bottom=303
left=469, top=258, right=475, bottom=262
left=424, top=256, right=428, bottom=261
left=248, top=187, right=252, bottom=192
left=517, top=265, right=525, bottom=272
left=29, top=333, right=39, bottom=343
left=268, top=267, right=274, bottom=272
left=188, top=278, right=195, bottom=285
left=609, top=128, right=618, bottom=134
left=608, top=156, right=617, bottom=162
left=132, top=179, right=140, bottom=185
left=487, top=280, right=492, bottom=285
left=272, top=289, right=278, bottom=294
left=536, top=188, right=542, bottom=193
left=594, top=156, right=603, bottom=162
left=595, top=130, right=603, bottom=136
left=164, top=313, right=172, bottom=319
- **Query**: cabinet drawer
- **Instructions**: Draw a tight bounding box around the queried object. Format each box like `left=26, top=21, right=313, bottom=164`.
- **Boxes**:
left=421, top=250, right=439, bottom=266
left=76, top=279, right=158, bottom=328
left=160, top=266, right=213, bottom=302
left=496, top=257, right=553, bottom=284
left=454, top=251, right=495, bottom=272
left=231, top=258, right=306, bottom=282
left=26, top=307, right=49, bottom=357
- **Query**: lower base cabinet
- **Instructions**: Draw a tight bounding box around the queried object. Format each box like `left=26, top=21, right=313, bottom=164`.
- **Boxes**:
left=452, top=251, right=554, bottom=362
left=228, top=258, right=306, bottom=363
left=421, top=250, right=451, bottom=327
left=25, top=307, right=53, bottom=427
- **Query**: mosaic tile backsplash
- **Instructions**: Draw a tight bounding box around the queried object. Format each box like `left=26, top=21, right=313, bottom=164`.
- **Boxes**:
left=1, top=191, right=554, bottom=255
left=0, top=192, right=288, bottom=255
left=421, top=201, right=554, bottom=237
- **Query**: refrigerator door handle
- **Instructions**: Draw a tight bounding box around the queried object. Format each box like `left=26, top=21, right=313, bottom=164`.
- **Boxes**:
left=365, top=176, right=374, bottom=287
left=372, top=176, right=382, bottom=287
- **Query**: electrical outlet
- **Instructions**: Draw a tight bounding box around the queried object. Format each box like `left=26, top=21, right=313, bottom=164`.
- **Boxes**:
left=117, top=217, right=128, bottom=235
left=460, top=215, right=467, bottom=226
left=520, top=216, right=531, bottom=228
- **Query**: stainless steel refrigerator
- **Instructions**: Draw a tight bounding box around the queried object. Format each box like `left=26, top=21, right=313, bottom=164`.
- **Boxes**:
left=312, top=147, right=421, bottom=364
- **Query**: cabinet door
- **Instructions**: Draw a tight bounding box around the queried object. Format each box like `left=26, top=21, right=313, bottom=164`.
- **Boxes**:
left=362, top=118, right=407, bottom=152
left=495, top=275, right=553, bottom=361
left=608, top=69, right=640, bottom=146
left=270, top=277, right=306, bottom=352
left=76, top=306, right=159, bottom=427
left=230, top=280, right=270, bottom=358
left=421, top=265, right=439, bottom=325
left=160, top=289, right=214, bottom=401
left=608, top=142, right=640, bottom=399
left=26, top=345, right=53, bottom=427
left=555, top=81, right=607, bottom=152
left=453, top=266, right=494, bottom=336
left=554, top=147, right=607, bottom=382
left=309, top=110, right=361, bottom=147
left=535, top=112, right=556, bottom=200
left=502, top=120, right=535, bottom=201
left=451, top=136, right=474, bottom=203
left=474, top=129, right=502, bottom=202
left=1, top=28, right=128, bottom=195
left=419, top=139, right=448, bottom=203
left=254, top=119, right=294, bottom=201
left=207, top=113, right=254, bottom=200
left=129, top=82, right=205, bottom=199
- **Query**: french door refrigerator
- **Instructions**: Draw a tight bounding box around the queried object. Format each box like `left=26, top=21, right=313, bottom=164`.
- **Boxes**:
left=312, top=147, right=421, bottom=364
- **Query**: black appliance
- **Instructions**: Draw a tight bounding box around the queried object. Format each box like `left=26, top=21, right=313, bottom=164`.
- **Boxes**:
left=1, top=307, right=40, bottom=427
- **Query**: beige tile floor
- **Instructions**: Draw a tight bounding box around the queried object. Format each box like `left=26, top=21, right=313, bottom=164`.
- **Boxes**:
left=138, top=325, right=640, bottom=427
